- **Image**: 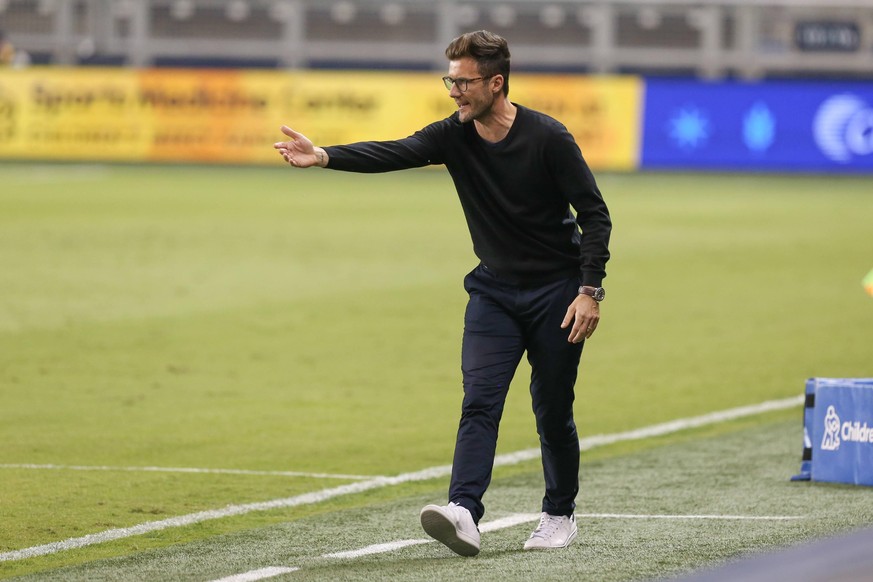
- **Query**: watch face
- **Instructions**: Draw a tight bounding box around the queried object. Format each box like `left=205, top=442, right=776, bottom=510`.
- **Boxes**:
left=594, top=287, right=606, bottom=301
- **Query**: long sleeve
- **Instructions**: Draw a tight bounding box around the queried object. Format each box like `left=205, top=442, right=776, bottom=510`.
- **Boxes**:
left=545, top=129, right=612, bottom=286
left=323, top=121, right=450, bottom=173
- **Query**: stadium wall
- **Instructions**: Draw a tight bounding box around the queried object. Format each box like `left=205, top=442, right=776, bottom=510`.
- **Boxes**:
left=0, top=68, right=871, bottom=173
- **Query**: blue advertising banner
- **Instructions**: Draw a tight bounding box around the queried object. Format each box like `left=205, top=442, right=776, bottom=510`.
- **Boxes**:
left=812, top=380, right=873, bottom=485
left=641, top=79, right=873, bottom=172
left=793, top=378, right=873, bottom=486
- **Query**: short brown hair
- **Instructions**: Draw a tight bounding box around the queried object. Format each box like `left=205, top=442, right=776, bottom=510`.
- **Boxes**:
left=445, top=30, right=511, bottom=96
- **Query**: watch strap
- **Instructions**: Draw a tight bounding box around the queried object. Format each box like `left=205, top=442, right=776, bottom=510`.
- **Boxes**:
left=578, top=285, right=605, bottom=302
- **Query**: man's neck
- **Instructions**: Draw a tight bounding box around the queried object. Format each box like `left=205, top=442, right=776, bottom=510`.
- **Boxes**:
left=474, top=98, right=517, bottom=143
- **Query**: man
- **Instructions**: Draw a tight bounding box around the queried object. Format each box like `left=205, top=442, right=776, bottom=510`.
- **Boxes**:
left=274, top=30, right=611, bottom=556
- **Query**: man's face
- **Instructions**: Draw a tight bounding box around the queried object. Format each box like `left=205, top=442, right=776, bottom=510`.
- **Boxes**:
left=446, top=57, right=496, bottom=124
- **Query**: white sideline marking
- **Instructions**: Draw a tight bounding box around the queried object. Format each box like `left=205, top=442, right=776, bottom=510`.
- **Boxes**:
left=0, top=470, right=452, bottom=562
left=477, top=512, right=543, bottom=533
left=210, top=566, right=299, bottom=582
left=0, top=464, right=380, bottom=481
left=318, top=511, right=804, bottom=561
left=322, top=513, right=544, bottom=559
left=0, top=396, right=802, bottom=563
left=492, top=395, right=805, bottom=466
left=578, top=513, right=804, bottom=521
left=323, top=539, right=432, bottom=559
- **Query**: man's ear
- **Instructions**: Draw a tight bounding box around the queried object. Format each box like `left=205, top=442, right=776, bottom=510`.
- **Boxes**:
left=490, top=74, right=504, bottom=95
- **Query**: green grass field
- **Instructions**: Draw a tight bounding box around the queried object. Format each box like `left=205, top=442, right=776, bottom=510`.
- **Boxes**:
left=1, top=163, right=872, bottom=581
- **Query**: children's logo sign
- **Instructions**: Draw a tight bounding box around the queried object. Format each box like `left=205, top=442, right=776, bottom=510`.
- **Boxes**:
left=821, top=405, right=841, bottom=451
left=794, top=378, right=873, bottom=487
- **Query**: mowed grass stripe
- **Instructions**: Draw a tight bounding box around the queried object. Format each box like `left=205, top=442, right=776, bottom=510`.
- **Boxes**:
left=0, top=396, right=801, bottom=563
left=0, top=464, right=382, bottom=481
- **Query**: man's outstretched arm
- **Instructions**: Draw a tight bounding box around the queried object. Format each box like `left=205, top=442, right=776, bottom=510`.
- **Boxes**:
left=274, top=118, right=451, bottom=174
left=273, top=126, right=329, bottom=168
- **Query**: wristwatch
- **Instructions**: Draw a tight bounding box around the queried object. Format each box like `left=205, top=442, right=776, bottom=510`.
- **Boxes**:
left=578, top=285, right=606, bottom=302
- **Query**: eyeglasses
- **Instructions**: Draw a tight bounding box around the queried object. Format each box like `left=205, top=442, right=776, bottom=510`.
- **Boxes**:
left=442, top=75, right=492, bottom=92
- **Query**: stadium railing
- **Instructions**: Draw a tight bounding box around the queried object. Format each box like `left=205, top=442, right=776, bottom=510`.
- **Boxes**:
left=2, top=0, right=872, bottom=78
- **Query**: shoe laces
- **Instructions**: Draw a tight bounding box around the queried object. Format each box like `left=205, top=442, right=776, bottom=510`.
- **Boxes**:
left=531, top=514, right=565, bottom=539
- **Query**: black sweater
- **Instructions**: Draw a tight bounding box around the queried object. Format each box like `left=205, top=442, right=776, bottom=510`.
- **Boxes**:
left=323, top=104, right=611, bottom=287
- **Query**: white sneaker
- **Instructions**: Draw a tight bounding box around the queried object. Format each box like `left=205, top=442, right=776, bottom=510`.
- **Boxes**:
left=420, top=502, right=481, bottom=557
left=523, top=513, right=577, bottom=550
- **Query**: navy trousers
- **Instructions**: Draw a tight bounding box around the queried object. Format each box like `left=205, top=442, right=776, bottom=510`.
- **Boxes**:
left=449, top=265, right=584, bottom=523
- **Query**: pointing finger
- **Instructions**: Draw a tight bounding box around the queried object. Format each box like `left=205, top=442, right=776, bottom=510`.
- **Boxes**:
left=281, top=125, right=303, bottom=139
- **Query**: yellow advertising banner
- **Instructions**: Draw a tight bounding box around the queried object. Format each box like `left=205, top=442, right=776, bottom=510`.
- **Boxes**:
left=510, top=75, right=641, bottom=171
left=0, top=68, right=641, bottom=170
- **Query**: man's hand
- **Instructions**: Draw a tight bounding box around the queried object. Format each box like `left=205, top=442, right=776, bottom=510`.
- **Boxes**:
left=561, top=294, right=600, bottom=343
left=273, top=126, right=328, bottom=168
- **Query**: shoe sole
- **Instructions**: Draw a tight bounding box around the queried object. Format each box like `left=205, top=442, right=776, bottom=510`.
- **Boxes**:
left=523, top=525, right=578, bottom=550
left=420, top=506, right=480, bottom=557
